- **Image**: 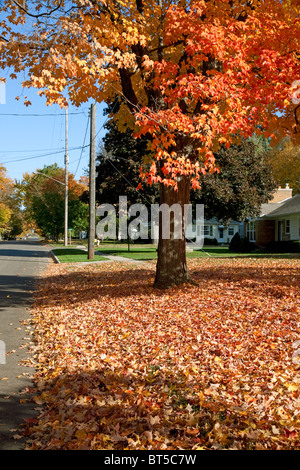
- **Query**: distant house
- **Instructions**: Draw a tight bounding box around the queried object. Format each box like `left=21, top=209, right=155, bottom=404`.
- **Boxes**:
left=202, top=218, right=240, bottom=244
left=244, top=184, right=300, bottom=246
left=185, top=217, right=240, bottom=245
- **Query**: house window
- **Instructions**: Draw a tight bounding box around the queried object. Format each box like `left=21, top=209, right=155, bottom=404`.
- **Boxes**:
left=247, top=221, right=256, bottom=242
left=203, top=225, right=213, bottom=237
left=285, top=220, right=290, bottom=235
left=228, top=226, right=235, bottom=236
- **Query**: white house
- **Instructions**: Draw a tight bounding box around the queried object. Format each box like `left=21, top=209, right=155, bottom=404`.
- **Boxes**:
left=185, top=217, right=240, bottom=245
left=244, top=184, right=300, bottom=246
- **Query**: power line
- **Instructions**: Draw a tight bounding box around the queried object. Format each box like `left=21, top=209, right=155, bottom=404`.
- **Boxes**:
left=94, top=99, right=119, bottom=140
left=0, top=144, right=90, bottom=164
left=105, top=157, right=154, bottom=207
left=0, top=111, right=87, bottom=116
left=0, top=147, right=64, bottom=153
left=74, top=114, right=90, bottom=177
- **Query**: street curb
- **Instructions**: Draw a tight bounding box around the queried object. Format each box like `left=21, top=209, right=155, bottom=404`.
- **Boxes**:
left=49, top=250, right=60, bottom=264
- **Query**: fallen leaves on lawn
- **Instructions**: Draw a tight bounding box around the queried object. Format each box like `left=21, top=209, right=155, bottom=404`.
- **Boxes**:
left=22, top=257, right=300, bottom=450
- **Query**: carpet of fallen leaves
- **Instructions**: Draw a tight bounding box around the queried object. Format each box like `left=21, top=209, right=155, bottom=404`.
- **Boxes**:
left=22, top=257, right=300, bottom=450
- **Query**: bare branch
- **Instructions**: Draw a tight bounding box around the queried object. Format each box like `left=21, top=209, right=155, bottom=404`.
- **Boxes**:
left=11, top=0, right=63, bottom=18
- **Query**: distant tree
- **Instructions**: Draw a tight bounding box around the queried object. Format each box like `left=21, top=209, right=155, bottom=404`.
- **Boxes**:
left=0, top=164, right=24, bottom=239
left=266, top=137, right=300, bottom=194
left=0, top=203, right=11, bottom=238
left=8, top=212, right=24, bottom=238
left=96, top=116, right=159, bottom=210
left=190, top=138, right=277, bottom=223
left=0, top=165, right=12, bottom=237
left=21, top=164, right=89, bottom=241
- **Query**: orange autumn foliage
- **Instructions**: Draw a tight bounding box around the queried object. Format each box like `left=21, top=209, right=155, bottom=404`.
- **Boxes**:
left=1, top=0, right=300, bottom=287
left=0, top=0, right=299, bottom=189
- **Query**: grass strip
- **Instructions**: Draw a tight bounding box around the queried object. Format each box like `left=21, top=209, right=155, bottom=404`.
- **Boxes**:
left=52, top=248, right=109, bottom=263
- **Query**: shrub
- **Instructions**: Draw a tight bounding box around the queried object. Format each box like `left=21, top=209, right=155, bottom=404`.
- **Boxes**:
left=203, top=237, right=218, bottom=245
left=264, top=240, right=300, bottom=253
left=229, top=232, right=241, bottom=251
left=229, top=232, right=256, bottom=252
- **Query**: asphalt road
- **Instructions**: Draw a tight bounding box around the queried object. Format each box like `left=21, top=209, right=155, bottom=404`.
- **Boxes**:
left=0, top=238, right=52, bottom=450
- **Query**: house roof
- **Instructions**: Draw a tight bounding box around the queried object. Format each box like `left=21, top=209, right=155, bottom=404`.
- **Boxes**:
left=203, top=217, right=240, bottom=225
left=260, top=202, right=285, bottom=217
left=264, top=194, right=300, bottom=218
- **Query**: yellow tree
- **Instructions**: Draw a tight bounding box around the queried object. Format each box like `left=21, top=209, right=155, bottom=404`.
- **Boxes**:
left=1, top=0, right=300, bottom=287
left=0, top=165, right=12, bottom=236
left=267, top=137, right=300, bottom=194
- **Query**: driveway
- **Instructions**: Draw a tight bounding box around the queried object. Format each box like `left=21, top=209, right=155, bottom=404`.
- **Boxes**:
left=0, top=238, right=52, bottom=450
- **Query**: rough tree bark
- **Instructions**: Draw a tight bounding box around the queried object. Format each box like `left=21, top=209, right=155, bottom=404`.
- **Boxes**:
left=154, top=174, right=192, bottom=289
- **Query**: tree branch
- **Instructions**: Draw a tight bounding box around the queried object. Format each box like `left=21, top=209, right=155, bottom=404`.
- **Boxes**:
left=118, top=67, right=140, bottom=113
left=12, top=0, right=63, bottom=18
left=294, top=104, right=300, bottom=126
left=136, top=0, right=144, bottom=15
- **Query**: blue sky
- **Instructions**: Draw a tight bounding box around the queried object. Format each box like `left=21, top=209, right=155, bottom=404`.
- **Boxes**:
left=0, top=77, right=107, bottom=182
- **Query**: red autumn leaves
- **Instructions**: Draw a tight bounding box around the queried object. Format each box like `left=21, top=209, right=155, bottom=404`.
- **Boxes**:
left=23, top=257, right=300, bottom=450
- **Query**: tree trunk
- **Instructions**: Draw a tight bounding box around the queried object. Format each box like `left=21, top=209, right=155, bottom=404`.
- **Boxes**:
left=154, top=175, right=193, bottom=289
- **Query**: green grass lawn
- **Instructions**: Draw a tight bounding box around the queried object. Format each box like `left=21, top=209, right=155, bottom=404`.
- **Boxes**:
left=95, top=243, right=300, bottom=259
left=52, top=248, right=109, bottom=263
left=96, top=244, right=158, bottom=260
left=49, top=241, right=300, bottom=263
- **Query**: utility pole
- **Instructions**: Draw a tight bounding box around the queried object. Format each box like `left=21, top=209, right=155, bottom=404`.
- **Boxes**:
left=64, top=106, right=69, bottom=247
left=88, top=103, right=96, bottom=259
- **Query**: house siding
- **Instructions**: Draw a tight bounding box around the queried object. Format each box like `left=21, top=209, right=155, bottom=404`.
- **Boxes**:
left=291, top=215, right=300, bottom=240
left=276, top=214, right=300, bottom=241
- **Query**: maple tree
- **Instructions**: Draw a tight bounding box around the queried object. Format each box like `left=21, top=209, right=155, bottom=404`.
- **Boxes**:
left=1, top=0, right=300, bottom=287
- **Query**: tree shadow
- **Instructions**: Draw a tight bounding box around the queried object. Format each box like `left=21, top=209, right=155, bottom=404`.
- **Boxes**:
left=0, top=275, right=41, bottom=312
left=0, top=240, right=51, bottom=259
left=23, top=367, right=268, bottom=450
left=33, top=266, right=160, bottom=309
left=191, top=263, right=300, bottom=289
left=32, top=259, right=300, bottom=312
left=0, top=392, right=39, bottom=450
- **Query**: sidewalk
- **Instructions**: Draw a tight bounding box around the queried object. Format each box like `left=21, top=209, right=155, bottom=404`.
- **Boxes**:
left=96, top=251, right=152, bottom=264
